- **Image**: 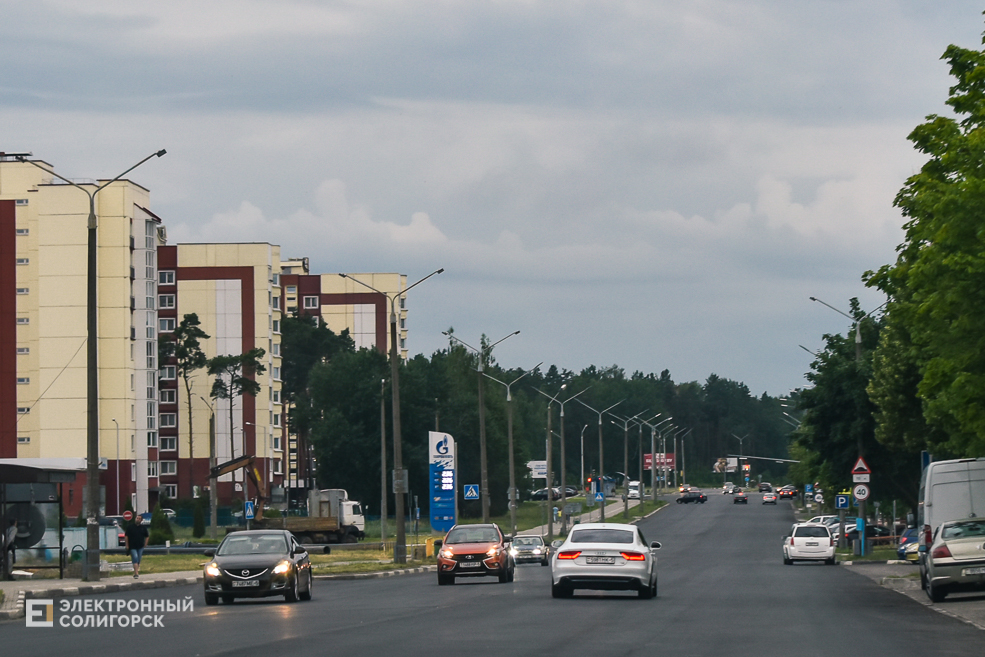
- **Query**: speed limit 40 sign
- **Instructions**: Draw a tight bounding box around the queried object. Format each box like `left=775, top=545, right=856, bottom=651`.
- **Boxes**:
left=853, top=483, right=870, bottom=501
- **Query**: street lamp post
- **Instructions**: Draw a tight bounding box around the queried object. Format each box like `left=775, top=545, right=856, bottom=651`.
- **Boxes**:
left=641, top=416, right=671, bottom=499
left=111, top=418, right=120, bottom=515
left=609, top=410, right=649, bottom=518
left=675, top=427, right=692, bottom=486
left=630, top=414, right=661, bottom=501
left=732, top=433, right=748, bottom=488
left=443, top=330, right=520, bottom=523
left=17, top=150, right=167, bottom=582
left=200, top=396, right=218, bottom=540
left=575, top=398, right=623, bottom=521
left=482, top=362, right=542, bottom=536
left=537, top=387, right=589, bottom=534
left=579, top=424, right=588, bottom=497
left=380, top=378, right=387, bottom=550
left=541, top=384, right=566, bottom=544
left=342, top=269, right=444, bottom=564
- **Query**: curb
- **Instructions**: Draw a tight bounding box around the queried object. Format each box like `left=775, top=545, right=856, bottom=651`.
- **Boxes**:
left=314, top=565, right=436, bottom=580
left=0, top=576, right=202, bottom=622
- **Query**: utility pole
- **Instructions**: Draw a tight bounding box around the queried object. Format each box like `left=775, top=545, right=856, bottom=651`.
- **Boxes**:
left=576, top=399, right=623, bottom=522
left=380, top=379, right=387, bottom=551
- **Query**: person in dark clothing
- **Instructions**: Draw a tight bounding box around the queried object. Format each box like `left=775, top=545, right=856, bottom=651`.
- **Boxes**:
left=124, top=515, right=150, bottom=578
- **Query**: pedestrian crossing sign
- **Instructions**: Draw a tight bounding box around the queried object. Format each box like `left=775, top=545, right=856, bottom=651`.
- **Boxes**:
left=464, top=484, right=480, bottom=500
left=594, top=492, right=604, bottom=502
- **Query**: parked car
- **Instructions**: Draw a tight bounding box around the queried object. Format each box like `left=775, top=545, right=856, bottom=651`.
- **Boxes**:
left=762, top=493, right=777, bottom=505
left=437, top=523, right=515, bottom=585
left=510, top=534, right=550, bottom=566
left=203, top=530, right=312, bottom=605
left=843, top=524, right=893, bottom=544
left=759, top=482, right=773, bottom=492
left=924, top=517, right=985, bottom=602
left=783, top=523, right=836, bottom=565
left=897, top=527, right=920, bottom=560
left=733, top=492, right=748, bottom=504
left=808, top=515, right=839, bottom=525
left=904, top=540, right=920, bottom=563
left=918, top=458, right=985, bottom=588
left=550, top=523, right=661, bottom=598
left=677, top=490, right=707, bottom=504
left=530, top=488, right=560, bottom=501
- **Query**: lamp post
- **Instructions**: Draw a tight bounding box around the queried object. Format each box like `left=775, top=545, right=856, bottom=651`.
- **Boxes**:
left=537, top=386, right=590, bottom=534
left=482, top=362, right=542, bottom=536
left=575, top=398, right=623, bottom=521
left=111, top=418, right=120, bottom=515
left=732, top=433, right=748, bottom=488
left=443, top=330, right=520, bottom=523
left=200, top=396, right=218, bottom=540
left=641, top=416, right=671, bottom=499
left=609, top=410, right=649, bottom=518
left=675, top=427, right=692, bottom=486
left=540, top=384, right=566, bottom=544
left=342, top=269, right=444, bottom=563
left=629, top=414, right=661, bottom=501
left=579, top=424, right=588, bottom=497
left=17, top=150, right=167, bottom=582
left=380, top=378, right=387, bottom=550
left=809, top=296, right=887, bottom=362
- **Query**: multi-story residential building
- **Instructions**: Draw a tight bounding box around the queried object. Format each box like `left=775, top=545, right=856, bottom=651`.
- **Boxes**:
left=157, top=243, right=284, bottom=505
left=0, top=155, right=163, bottom=516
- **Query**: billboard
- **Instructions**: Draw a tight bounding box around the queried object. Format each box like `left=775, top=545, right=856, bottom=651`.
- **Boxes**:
left=429, top=432, right=456, bottom=533
left=644, top=453, right=676, bottom=469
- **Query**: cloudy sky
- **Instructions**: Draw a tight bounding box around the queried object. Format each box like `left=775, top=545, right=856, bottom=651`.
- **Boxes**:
left=3, top=1, right=981, bottom=396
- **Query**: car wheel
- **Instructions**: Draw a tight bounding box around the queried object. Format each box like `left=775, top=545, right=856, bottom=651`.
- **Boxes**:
left=204, top=593, right=218, bottom=606
left=551, top=581, right=572, bottom=598
left=221, top=595, right=234, bottom=604
left=541, top=558, right=549, bottom=567
left=300, top=571, right=312, bottom=601
left=927, top=578, right=947, bottom=603
left=285, top=575, right=300, bottom=603
left=783, top=557, right=792, bottom=565
left=638, top=581, right=653, bottom=599
left=498, top=567, right=510, bottom=583
left=437, top=572, right=455, bottom=585
left=676, top=499, right=682, bottom=504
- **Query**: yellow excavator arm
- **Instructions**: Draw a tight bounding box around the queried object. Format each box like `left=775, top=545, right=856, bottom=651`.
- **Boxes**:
left=210, top=455, right=268, bottom=521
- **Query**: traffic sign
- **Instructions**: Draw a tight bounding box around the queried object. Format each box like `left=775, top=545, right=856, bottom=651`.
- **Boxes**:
left=805, top=484, right=813, bottom=494
left=464, top=484, right=480, bottom=500
left=594, top=492, right=604, bottom=502
left=814, top=493, right=824, bottom=504
left=851, top=457, right=872, bottom=475
left=244, top=500, right=255, bottom=520
left=853, top=474, right=870, bottom=483
left=122, top=510, right=133, bottom=522
left=853, top=484, right=870, bottom=501
left=835, top=494, right=849, bottom=509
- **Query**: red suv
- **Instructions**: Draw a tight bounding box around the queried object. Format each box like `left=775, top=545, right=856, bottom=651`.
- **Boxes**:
left=437, top=524, right=516, bottom=585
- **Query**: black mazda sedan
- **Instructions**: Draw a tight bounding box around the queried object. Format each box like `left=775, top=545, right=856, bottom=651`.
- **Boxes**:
left=203, top=530, right=312, bottom=605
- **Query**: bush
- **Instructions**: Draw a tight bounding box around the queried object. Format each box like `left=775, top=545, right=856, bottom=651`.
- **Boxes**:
left=263, top=507, right=282, bottom=519
left=192, top=504, right=206, bottom=538
left=149, top=503, right=174, bottom=544
left=147, top=530, right=170, bottom=546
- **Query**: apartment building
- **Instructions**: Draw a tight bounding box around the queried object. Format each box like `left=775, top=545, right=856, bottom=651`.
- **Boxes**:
left=0, top=156, right=162, bottom=516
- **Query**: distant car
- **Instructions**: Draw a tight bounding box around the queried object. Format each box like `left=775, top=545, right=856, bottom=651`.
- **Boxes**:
left=759, top=482, right=773, bottom=492
left=550, top=522, right=661, bottom=599
left=510, top=535, right=550, bottom=566
left=203, top=530, right=312, bottom=605
left=778, top=486, right=798, bottom=500
left=843, top=524, right=893, bottom=544
left=628, top=481, right=642, bottom=499
left=904, top=540, right=920, bottom=563
left=676, top=490, right=707, bottom=504
left=808, top=515, right=838, bottom=525
left=530, top=488, right=560, bottom=501
left=723, top=485, right=740, bottom=495
left=924, top=517, right=985, bottom=602
left=722, top=482, right=734, bottom=491
left=733, top=492, right=748, bottom=504
left=762, top=493, right=777, bottom=505
left=783, top=523, right=836, bottom=565
left=437, top=523, right=515, bottom=585
left=896, top=528, right=920, bottom=560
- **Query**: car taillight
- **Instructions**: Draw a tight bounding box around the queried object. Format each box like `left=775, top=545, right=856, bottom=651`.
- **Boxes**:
left=931, top=544, right=952, bottom=559
left=789, top=537, right=795, bottom=546
left=830, top=536, right=834, bottom=547
left=620, top=552, right=645, bottom=561
left=923, top=524, right=932, bottom=547
left=558, top=551, right=581, bottom=560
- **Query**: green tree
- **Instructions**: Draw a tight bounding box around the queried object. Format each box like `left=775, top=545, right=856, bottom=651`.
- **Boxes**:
left=159, top=313, right=210, bottom=499
left=207, top=348, right=266, bottom=459
left=148, top=503, right=174, bottom=545
left=866, top=31, right=985, bottom=456
left=192, top=502, right=206, bottom=538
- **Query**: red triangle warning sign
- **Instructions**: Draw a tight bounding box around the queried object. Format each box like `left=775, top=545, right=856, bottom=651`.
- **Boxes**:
left=851, top=457, right=871, bottom=474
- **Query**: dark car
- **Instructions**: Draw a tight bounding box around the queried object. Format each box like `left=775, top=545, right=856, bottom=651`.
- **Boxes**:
left=510, top=534, right=550, bottom=566
left=437, top=523, right=515, bottom=585
left=896, top=527, right=919, bottom=559
left=203, top=530, right=312, bottom=605
left=733, top=492, right=748, bottom=504
left=778, top=486, right=798, bottom=499
left=843, top=524, right=893, bottom=544
left=530, top=488, right=560, bottom=501
left=676, top=490, right=707, bottom=504
left=759, top=482, right=773, bottom=492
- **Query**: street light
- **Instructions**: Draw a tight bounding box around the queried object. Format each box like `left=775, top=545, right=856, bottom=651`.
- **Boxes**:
left=111, top=418, right=120, bottom=515
left=809, top=296, right=887, bottom=361
left=673, top=427, right=691, bottom=487
left=628, top=413, right=661, bottom=502
left=539, top=384, right=566, bottom=544
left=609, top=410, right=649, bottom=518
left=482, top=362, right=542, bottom=536
left=17, top=149, right=167, bottom=582
left=640, top=416, right=671, bottom=498
left=380, top=378, right=387, bottom=550
left=342, top=269, right=444, bottom=563
left=732, top=433, right=748, bottom=487
left=537, top=386, right=590, bottom=534
left=575, top=398, right=623, bottom=521
left=443, top=330, right=519, bottom=523
left=200, top=395, right=218, bottom=540
left=579, top=424, right=588, bottom=497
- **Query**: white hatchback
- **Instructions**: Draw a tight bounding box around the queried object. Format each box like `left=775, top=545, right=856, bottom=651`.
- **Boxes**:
left=783, top=522, right=836, bottom=565
left=550, top=523, right=661, bottom=598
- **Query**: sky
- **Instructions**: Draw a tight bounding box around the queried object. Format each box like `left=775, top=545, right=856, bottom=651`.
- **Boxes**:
left=3, top=1, right=983, bottom=397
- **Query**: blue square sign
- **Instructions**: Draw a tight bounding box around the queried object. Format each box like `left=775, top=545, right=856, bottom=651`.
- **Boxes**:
left=464, top=484, right=480, bottom=500
left=835, top=494, right=849, bottom=510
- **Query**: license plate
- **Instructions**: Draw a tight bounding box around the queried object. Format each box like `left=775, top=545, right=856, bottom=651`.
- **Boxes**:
left=586, top=556, right=615, bottom=564
left=806, top=542, right=818, bottom=546
left=231, top=580, right=259, bottom=588
left=458, top=562, right=481, bottom=568
left=963, top=566, right=985, bottom=576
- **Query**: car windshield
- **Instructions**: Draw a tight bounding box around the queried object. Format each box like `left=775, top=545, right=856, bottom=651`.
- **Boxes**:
left=942, top=521, right=985, bottom=539
left=514, top=537, right=543, bottom=546
left=793, top=526, right=830, bottom=538
left=570, top=529, right=635, bottom=544
left=445, top=527, right=500, bottom=544
left=217, top=534, right=289, bottom=556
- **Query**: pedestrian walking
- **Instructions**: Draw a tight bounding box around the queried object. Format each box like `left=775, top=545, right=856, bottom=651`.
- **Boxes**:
left=124, top=515, right=150, bottom=578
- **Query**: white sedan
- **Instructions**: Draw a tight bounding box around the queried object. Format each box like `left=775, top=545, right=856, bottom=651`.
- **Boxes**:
left=550, top=523, right=661, bottom=599
left=783, top=522, right=836, bottom=565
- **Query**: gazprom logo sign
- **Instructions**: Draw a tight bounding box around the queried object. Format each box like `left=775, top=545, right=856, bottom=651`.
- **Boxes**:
left=429, top=431, right=455, bottom=466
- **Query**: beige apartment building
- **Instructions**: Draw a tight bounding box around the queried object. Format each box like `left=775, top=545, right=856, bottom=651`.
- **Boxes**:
left=0, top=155, right=163, bottom=517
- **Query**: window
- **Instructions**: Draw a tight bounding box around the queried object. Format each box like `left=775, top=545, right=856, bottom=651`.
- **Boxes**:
left=160, top=461, right=177, bottom=475
left=160, top=389, right=176, bottom=404
left=273, top=435, right=282, bottom=451
left=16, top=228, right=29, bottom=235
left=159, top=317, right=176, bottom=332
left=16, top=347, right=29, bottom=355
left=273, top=413, right=281, bottom=427
left=273, top=320, right=280, bottom=334
left=272, top=343, right=280, bottom=356
left=16, top=258, right=28, bottom=265
left=286, top=285, right=297, bottom=294
left=131, top=463, right=136, bottom=482
left=146, top=326, right=155, bottom=339
left=16, top=288, right=28, bottom=294
left=159, top=294, right=175, bottom=309
left=160, top=413, right=177, bottom=428
left=273, top=367, right=281, bottom=381
left=303, top=296, right=318, bottom=309
left=272, top=273, right=280, bottom=286
left=16, top=377, right=29, bottom=385
left=17, top=407, right=29, bottom=414
left=272, top=390, right=281, bottom=403
left=160, top=436, right=176, bottom=451
left=147, top=431, right=158, bottom=448
left=159, top=271, right=175, bottom=285
left=15, top=199, right=28, bottom=206
left=272, top=296, right=280, bottom=310
left=273, top=459, right=283, bottom=475
left=16, top=317, right=29, bottom=324
left=163, top=484, right=178, bottom=499
left=148, top=461, right=159, bottom=478
left=17, top=436, right=30, bottom=444
left=161, top=365, right=176, bottom=380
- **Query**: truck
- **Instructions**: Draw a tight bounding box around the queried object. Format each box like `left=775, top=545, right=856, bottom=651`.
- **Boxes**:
left=211, top=455, right=365, bottom=543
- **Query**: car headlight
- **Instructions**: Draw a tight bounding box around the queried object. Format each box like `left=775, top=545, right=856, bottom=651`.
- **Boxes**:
left=487, top=546, right=501, bottom=557
left=206, top=562, right=221, bottom=577
left=440, top=548, right=454, bottom=559
left=272, top=560, right=291, bottom=575
left=509, top=548, right=518, bottom=556
left=532, top=548, right=542, bottom=555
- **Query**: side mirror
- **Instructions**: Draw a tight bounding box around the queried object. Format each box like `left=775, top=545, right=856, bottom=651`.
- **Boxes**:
left=294, top=546, right=307, bottom=556
left=551, top=540, right=563, bottom=549
left=503, top=535, right=512, bottom=543
left=649, top=541, right=662, bottom=550
left=203, top=548, right=216, bottom=557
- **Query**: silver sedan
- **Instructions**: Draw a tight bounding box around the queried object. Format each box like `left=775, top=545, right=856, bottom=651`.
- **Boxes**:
left=925, top=517, right=985, bottom=602
left=550, top=523, right=661, bottom=599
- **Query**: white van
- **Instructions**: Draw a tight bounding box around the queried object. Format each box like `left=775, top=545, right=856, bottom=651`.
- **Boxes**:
left=628, top=481, right=642, bottom=499
left=918, top=458, right=985, bottom=580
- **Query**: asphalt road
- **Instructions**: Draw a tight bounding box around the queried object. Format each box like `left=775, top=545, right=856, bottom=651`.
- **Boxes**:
left=4, top=492, right=982, bottom=656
